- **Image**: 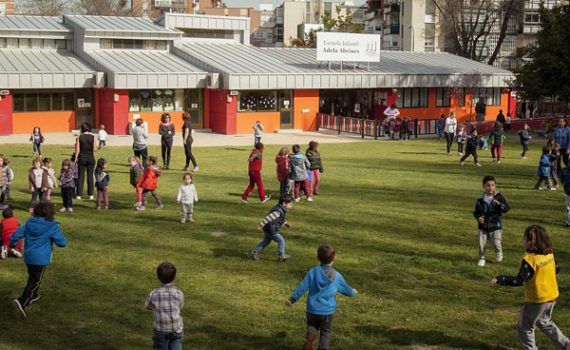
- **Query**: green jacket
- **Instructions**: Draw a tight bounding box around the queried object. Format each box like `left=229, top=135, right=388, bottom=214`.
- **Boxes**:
left=306, top=149, right=324, bottom=172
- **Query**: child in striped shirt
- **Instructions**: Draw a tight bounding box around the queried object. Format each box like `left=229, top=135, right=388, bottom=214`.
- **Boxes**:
left=249, top=194, right=293, bottom=262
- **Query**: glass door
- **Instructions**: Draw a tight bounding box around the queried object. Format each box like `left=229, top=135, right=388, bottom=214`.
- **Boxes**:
left=75, top=89, right=94, bottom=130
left=185, top=89, right=203, bottom=128
left=279, top=90, right=293, bottom=129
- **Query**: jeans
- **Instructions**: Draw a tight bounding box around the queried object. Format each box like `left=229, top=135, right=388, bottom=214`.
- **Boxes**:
left=254, top=136, right=261, bottom=145
left=18, top=265, right=46, bottom=308
left=518, top=302, right=569, bottom=350
left=521, top=143, right=529, bottom=157
left=460, top=148, right=479, bottom=164
left=478, top=229, right=502, bottom=261
left=77, top=155, right=95, bottom=197
left=161, top=140, right=173, bottom=168
left=134, top=147, right=148, bottom=164
left=98, top=140, right=106, bottom=149
left=242, top=171, right=266, bottom=201
left=29, top=188, right=44, bottom=210
left=33, top=143, right=41, bottom=155
left=152, top=330, right=183, bottom=350
left=96, top=187, right=109, bottom=208
left=444, top=132, right=454, bottom=153
left=61, top=187, right=74, bottom=208
left=306, top=312, right=333, bottom=350
left=458, top=143, right=464, bottom=154
left=255, top=228, right=285, bottom=255
left=184, top=142, right=197, bottom=168
left=310, top=169, right=321, bottom=194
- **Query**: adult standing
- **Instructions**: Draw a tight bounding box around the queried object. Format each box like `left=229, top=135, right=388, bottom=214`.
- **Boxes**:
left=496, top=110, right=506, bottom=125
left=159, top=113, right=175, bottom=169
left=554, top=117, right=570, bottom=169
left=132, top=118, right=148, bottom=164
left=74, top=123, right=97, bottom=200
left=444, top=111, right=458, bottom=156
left=475, top=97, right=486, bottom=122
left=182, top=112, right=199, bottom=172
left=383, top=104, right=400, bottom=137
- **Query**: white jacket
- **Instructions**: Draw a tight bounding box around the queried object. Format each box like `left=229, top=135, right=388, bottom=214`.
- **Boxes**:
left=177, top=184, right=198, bottom=204
left=444, top=117, right=457, bottom=134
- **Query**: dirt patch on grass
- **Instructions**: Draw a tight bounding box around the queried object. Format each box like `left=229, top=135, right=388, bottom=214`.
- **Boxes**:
left=210, top=231, right=228, bottom=238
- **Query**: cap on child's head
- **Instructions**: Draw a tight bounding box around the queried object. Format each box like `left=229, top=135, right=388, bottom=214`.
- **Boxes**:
left=156, top=262, right=177, bottom=284
left=318, top=244, right=336, bottom=264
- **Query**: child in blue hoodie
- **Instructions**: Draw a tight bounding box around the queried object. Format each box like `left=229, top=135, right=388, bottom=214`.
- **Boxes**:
left=535, top=147, right=553, bottom=190
left=286, top=244, right=357, bottom=350
left=10, top=202, right=67, bottom=319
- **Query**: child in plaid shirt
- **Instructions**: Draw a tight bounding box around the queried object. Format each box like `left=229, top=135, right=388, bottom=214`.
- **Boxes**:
left=146, top=262, right=185, bottom=350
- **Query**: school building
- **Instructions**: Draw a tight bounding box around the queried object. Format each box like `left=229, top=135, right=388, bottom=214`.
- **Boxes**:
left=0, top=13, right=515, bottom=136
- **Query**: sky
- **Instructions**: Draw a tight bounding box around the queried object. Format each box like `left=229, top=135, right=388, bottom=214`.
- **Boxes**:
left=224, top=0, right=366, bottom=9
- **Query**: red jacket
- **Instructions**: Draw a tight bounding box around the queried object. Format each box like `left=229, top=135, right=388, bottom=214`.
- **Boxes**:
left=275, top=155, right=289, bottom=182
left=1, top=217, right=21, bottom=251
left=137, top=167, right=160, bottom=190
left=248, top=149, right=263, bottom=172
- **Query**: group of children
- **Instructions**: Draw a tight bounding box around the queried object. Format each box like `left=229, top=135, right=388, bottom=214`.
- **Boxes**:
left=384, top=117, right=414, bottom=141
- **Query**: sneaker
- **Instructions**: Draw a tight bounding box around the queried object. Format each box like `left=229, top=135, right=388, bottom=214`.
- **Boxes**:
left=0, top=245, right=7, bottom=260
left=29, top=294, right=40, bottom=305
left=133, top=202, right=141, bottom=207
left=278, top=254, right=291, bottom=262
left=497, top=160, right=501, bottom=164
left=183, top=166, right=189, bottom=172
left=88, top=195, right=94, bottom=200
left=67, top=208, right=73, bottom=213
left=193, top=167, right=199, bottom=172
left=181, top=218, right=186, bottom=224
left=475, top=163, right=482, bottom=167
left=550, top=187, right=557, bottom=191
left=156, top=205, right=164, bottom=210
left=249, top=250, right=259, bottom=261
left=10, top=249, right=23, bottom=258
left=96, top=206, right=101, bottom=210
left=459, top=161, right=464, bottom=166
left=313, top=192, right=320, bottom=196
left=307, top=197, right=313, bottom=202
left=536, top=187, right=543, bottom=190
left=135, top=205, right=145, bottom=211
left=240, top=199, right=248, bottom=204
left=261, top=195, right=271, bottom=204
left=189, top=218, right=195, bottom=223
left=492, top=158, right=496, bottom=162
left=294, top=198, right=300, bottom=203
left=477, top=259, right=486, bottom=267
left=448, top=152, right=452, bottom=156
left=76, top=196, right=81, bottom=200
left=12, top=299, right=26, bottom=319
left=496, top=255, right=503, bottom=263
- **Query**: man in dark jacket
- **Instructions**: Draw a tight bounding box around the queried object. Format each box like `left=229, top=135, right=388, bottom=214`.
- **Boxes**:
left=473, top=175, right=510, bottom=267
left=475, top=97, right=487, bottom=122
left=496, top=110, right=506, bottom=125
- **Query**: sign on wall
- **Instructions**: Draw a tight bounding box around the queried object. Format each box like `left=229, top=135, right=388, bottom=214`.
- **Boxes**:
left=316, top=32, right=381, bottom=63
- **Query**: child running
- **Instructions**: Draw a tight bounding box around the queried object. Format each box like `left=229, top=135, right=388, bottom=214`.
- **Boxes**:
left=11, top=202, right=68, bottom=319
left=518, top=124, right=531, bottom=159
left=490, top=122, right=506, bottom=164
left=128, top=156, right=144, bottom=208
left=42, top=158, right=58, bottom=203
left=241, top=143, right=271, bottom=204
left=289, top=144, right=313, bottom=202
left=177, top=173, right=198, bottom=224
left=136, top=156, right=163, bottom=211
left=249, top=194, right=293, bottom=262
left=28, top=157, right=47, bottom=213
left=456, top=124, right=466, bottom=156
left=473, top=175, right=510, bottom=267
left=275, top=147, right=290, bottom=196
left=285, top=244, right=357, bottom=350
left=306, top=141, right=324, bottom=195
left=94, top=158, right=110, bottom=210
left=1, top=207, right=22, bottom=259
left=460, top=129, right=481, bottom=167
left=490, top=225, right=570, bottom=350
left=29, top=127, right=44, bottom=156
left=535, top=146, right=554, bottom=190
left=145, top=262, right=185, bottom=349
left=58, top=159, right=75, bottom=213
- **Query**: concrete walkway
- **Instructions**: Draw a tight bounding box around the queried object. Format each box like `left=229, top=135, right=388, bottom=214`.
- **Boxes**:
left=0, top=130, right=365, bottom=147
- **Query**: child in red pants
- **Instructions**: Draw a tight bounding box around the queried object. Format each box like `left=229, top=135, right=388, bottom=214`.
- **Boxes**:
left=241, top=143, right=271, bottom=204
left=289, top=144, right=313, bottom=202
left=1, top=207, right=22, bottom=259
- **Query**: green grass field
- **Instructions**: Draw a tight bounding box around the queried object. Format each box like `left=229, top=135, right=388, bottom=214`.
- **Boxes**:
left=0, top=138, right=568, bottom=350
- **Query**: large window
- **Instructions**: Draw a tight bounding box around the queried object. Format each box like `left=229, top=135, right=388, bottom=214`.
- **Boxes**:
left=129, top=90, right=179, bottom=112
left=101, top=39, right=167, bottom=50
left=474, top=88, right=502, bottom=106
left=238, top=91, right=278, bottom=112
left=13, top=92, right=74, bottom=112
left=396, top=88, right=428, bottom=108
left=436, top=88, right=451, bottom=107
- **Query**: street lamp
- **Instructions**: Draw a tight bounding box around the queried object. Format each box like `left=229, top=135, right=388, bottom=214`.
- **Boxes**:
left=408, top=25, right=414, bottom=51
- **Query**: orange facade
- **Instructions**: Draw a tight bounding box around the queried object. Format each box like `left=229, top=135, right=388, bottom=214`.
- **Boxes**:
left=12, top=111, right=75, bottom=134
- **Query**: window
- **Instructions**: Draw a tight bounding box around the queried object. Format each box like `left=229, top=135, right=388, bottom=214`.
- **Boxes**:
left=436, top=88, right=451, bottom=107
left=0, top=38, right=6, bottom=48
left=129, top=90, right=178, bottom=112
left=102, top=39, right=166, bottom=50
left=238, top=91, right=277, bottom=112
left=524, top=13, right=540, bottom=23
left=474, top=88, right=502, bottom=106
left=396, top=88, right=428, bottom=108
left=100, top=39, right=113, bottom=49
left=457, top=88, right=466, bottom=107
left=13, top=92, right=74, bottom=112
left=18, top=38, right=31, bottom=49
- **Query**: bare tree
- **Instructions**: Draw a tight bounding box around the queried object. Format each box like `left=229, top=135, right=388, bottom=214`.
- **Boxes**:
left=454, top=71, right=483, bottom=122
left=434, top=0, right=520, bottom=65
left=73, top=0, right=131, bottom=16
left=19, top=0, right=66, bottom=16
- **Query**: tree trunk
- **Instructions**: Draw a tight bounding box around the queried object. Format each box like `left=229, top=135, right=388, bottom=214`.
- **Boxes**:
left=487, top=0, right=517, bottom=66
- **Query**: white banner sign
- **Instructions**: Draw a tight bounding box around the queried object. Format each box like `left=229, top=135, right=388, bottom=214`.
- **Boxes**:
left=317, top=32, right=381, bottom=63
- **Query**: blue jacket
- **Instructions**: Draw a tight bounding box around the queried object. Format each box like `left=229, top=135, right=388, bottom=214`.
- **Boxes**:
left=538, top=153, right=551, bottom=177
left=554, top=126, right=570, bottom=150
left=10, top=217, right=67, bottom=266
left=290, top=265, right=357, bottom=316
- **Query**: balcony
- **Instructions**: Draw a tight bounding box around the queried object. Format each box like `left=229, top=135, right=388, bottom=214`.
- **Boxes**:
left=386, top=23, right=399, bottom=34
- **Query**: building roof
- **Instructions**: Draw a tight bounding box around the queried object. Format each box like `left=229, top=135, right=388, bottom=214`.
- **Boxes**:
left=0, top=49, right=99, bottom=89
left=0, top=16, right=68, bottom=31
left=83, top=50, right=214, bottom=89
left=174, top=41, right=514, bottom=90
left=63, top=15, right=178, bottom=33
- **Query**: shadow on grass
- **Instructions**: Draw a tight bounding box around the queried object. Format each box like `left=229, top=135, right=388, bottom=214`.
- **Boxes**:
left=357, top=325, right=506, bottom=349
left=192, top=325, right=293, bottom=350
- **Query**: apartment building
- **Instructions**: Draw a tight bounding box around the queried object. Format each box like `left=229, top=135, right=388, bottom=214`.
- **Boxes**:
left=0, top=0, right=15, bottom=15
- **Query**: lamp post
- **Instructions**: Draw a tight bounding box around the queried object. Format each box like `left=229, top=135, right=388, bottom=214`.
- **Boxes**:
left=408, top=25, right=414, bottom=51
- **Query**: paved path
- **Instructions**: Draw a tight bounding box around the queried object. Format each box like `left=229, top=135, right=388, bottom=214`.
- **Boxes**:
left=0, top=130, right=365, bottom=147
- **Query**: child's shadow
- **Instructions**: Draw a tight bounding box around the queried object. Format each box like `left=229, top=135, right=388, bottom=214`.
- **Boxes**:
left=211, top=248, right=247, bottom=260
left=225, top=147, right=248, bottom=151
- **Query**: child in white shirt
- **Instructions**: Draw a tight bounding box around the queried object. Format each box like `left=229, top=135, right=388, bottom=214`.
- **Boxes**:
left=176, top=173, right=198, bottom=224
left=98, top=124, right=108, bottom=149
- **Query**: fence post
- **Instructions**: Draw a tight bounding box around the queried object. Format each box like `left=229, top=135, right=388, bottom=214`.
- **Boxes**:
left=374, top=120, right=378, bottom=140
left=414, top=119, right=418, bottom=139
left=337, top=116, right=341, bottom=135
left=361, top=119, right=365, bottom=139
left=316, top=114, right=320, bottom=131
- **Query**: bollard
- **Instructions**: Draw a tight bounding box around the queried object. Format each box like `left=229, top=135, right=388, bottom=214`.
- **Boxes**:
left=414, top=119, right=418, bottom=139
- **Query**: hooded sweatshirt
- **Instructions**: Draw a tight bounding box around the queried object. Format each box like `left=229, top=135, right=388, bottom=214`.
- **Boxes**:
left=290, top=265, right=357, bottom=316
left=10, top=217, right=67, bottom=266
left=288, top=153, right=310, bottom=181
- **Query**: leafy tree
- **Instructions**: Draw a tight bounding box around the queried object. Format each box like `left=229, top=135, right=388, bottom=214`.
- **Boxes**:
left=321, top=5, right=364, bottom=33
left=514, top=5, right=570, bottom=101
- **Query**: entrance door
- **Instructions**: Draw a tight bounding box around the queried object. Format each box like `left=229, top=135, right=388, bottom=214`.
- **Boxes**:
left=279, top=90, right=293, bottom=129
left=185, top=89, right=203, bottom=128
left=75, top=89, right=94, bottom=130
